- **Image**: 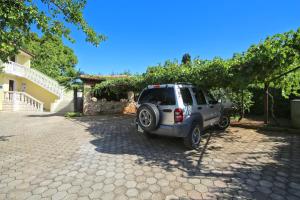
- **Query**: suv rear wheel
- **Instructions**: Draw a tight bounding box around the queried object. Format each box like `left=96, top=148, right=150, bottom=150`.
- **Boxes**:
left=184, top=123, right=202, bottom=149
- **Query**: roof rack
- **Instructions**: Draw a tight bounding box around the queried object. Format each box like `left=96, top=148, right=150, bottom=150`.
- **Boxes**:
left=175, top=82, right=193, bottom=85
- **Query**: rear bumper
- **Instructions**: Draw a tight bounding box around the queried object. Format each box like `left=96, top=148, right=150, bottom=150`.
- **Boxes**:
left=151, top=123, right=191, bottom=137
left=136, top=119, right=191, bottom=138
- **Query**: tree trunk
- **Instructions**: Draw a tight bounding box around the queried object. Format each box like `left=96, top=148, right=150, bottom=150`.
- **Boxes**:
left=238, top=89, right=244, bottom=121
left=268, top=91, right=280, bottom=126
left=264, top=83, right=269, bottom=124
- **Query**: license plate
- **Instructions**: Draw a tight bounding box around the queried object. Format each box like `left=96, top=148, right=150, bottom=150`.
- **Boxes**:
left=137, top=125, right=144, bottom=133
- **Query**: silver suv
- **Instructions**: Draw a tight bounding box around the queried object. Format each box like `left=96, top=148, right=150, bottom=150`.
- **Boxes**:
left=136, top=83, right=230, bottom=149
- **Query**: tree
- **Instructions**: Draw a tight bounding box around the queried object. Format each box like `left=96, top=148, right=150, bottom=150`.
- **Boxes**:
left=181, top=53, right=191, bottom=65
left=231, top=30, right=300, bottom=123
left=23, top=33, right=79, bottom=88
left=0, top=0, right=106, bottom=62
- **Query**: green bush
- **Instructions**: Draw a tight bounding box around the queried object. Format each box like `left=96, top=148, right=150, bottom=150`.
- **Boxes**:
left=92, top=59, right=250, bottom=115
left=249, top=88, right=293, bottom=118
left=64, top=112, right=82, bottom=118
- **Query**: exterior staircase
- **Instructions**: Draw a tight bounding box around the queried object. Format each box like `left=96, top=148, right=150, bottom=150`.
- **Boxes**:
left=3, top=91, right=43, bottom=112
left=2, top=61, right=75, bottom=113
left=3, top=61, right=64, bottom=98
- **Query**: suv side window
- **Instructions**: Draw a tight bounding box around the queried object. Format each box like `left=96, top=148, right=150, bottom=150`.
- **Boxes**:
left=192, top=88, right=207, bottom=105
left=138, top=88, right=176, bottom=105
left=205, top=91, right=217, bottom=104
left=180, top=88, right=193, bottom=105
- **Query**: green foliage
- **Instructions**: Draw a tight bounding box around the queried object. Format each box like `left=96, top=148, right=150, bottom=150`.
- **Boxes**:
left=211, top=88, right=253, bottom=113
left=0, top=60, right=3, bottom=73
left=92, top=28, right=300, bottom=117
left=279, top=69, right=300, bottom=98
left=142, top=58, right=230, bottom=89
left=93, top=76, right=144, bottom=98
left=0, top=0, right=106, bottom=62
left=23, top=33, right=80, bottom=88
left=230, top=30, right=300, bottom=97
left=249, top=88, right=292, bottom=118
left=64, top=112, right=82, bottom=118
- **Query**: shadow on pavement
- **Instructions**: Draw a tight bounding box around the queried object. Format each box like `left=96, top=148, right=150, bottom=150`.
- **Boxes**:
left=0, top=135, right=14, bottom=142
left=26, top=113, right=65, bottom=117
left=73, top=115, right=300, bottom=199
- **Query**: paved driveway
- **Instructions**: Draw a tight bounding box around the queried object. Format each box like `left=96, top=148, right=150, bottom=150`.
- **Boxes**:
left=0, top=112, right=300, bottom=200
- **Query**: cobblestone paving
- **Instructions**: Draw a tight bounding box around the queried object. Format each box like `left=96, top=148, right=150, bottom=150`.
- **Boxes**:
left=0, top=112, right=300, bottom=200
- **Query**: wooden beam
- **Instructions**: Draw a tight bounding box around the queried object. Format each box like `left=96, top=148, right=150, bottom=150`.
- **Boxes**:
left=267, top=66, right=300, bottom=83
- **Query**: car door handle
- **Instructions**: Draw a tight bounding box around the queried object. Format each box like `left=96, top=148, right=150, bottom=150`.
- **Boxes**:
left=198, top=106, right=202, bottom=110
left=210, top=105, right=214, bottom=108
left=162, top=109, right=172, bottom=112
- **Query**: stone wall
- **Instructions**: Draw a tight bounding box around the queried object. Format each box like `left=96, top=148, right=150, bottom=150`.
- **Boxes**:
left=83, top=84, right=137, bottom=115
left=83, top=98, right=137, bottom=116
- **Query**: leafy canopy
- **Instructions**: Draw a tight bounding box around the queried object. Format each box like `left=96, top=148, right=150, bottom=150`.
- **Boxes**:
left=230, top=29, right=300, bottom=97
left=23, top=33, right=80, bottom=88
left=93, top=29, right=300, bottom=98
left=92, top=29, right=300, bottom=113
left=0, top=0, right=106, bottom=62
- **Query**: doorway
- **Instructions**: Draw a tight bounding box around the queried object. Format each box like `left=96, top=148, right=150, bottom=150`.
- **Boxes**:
left=9, top=80, right=15, bottom=91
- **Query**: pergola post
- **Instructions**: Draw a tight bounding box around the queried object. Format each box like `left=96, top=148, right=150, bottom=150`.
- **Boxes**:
left=264, top=83, right=269, bottom=124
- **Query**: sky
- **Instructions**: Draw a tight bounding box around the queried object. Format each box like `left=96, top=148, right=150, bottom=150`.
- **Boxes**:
left=62, top=0, right=300, bottom=75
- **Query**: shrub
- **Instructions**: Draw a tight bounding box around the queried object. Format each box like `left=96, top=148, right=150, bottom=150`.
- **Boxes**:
left=64, top=112, right=82, bottom=118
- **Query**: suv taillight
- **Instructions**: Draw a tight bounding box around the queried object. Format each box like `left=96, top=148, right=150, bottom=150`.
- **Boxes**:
left=174, top=108, right=183, bottom=123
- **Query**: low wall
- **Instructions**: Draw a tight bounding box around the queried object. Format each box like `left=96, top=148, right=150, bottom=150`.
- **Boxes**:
left=82, top=84, right=137, bottom=115
left=0, top=89, right=3, bottom=111
left=83, top=98, right=137, bottom=115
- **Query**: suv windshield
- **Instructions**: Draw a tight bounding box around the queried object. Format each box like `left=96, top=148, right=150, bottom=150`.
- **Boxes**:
left=138, top=88, right=176, bottom=105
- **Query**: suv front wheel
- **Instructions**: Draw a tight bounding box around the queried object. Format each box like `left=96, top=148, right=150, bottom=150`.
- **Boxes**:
left=184, top=123, right=202, bottom=149
left=217, top=115, right=230, bottom=130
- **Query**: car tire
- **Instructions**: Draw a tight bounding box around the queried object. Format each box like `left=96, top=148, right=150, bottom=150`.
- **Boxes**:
left=217, top=115, right=230, bottom=130
left=184, top=123, right=202, bottom=149
left=137, top=103, right=160, bottom=132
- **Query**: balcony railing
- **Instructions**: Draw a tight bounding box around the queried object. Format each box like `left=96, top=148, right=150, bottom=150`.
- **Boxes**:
left=3, top=61, right=64, bottom=98
left=3, top=91, right=44, bottom=112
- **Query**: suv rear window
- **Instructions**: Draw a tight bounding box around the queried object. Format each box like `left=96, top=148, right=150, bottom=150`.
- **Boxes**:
left=138, top=88, right=176, bottom=105
left=205, top=91, right=217, bottom=104
left=180, top=88, right=193, bottom=105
